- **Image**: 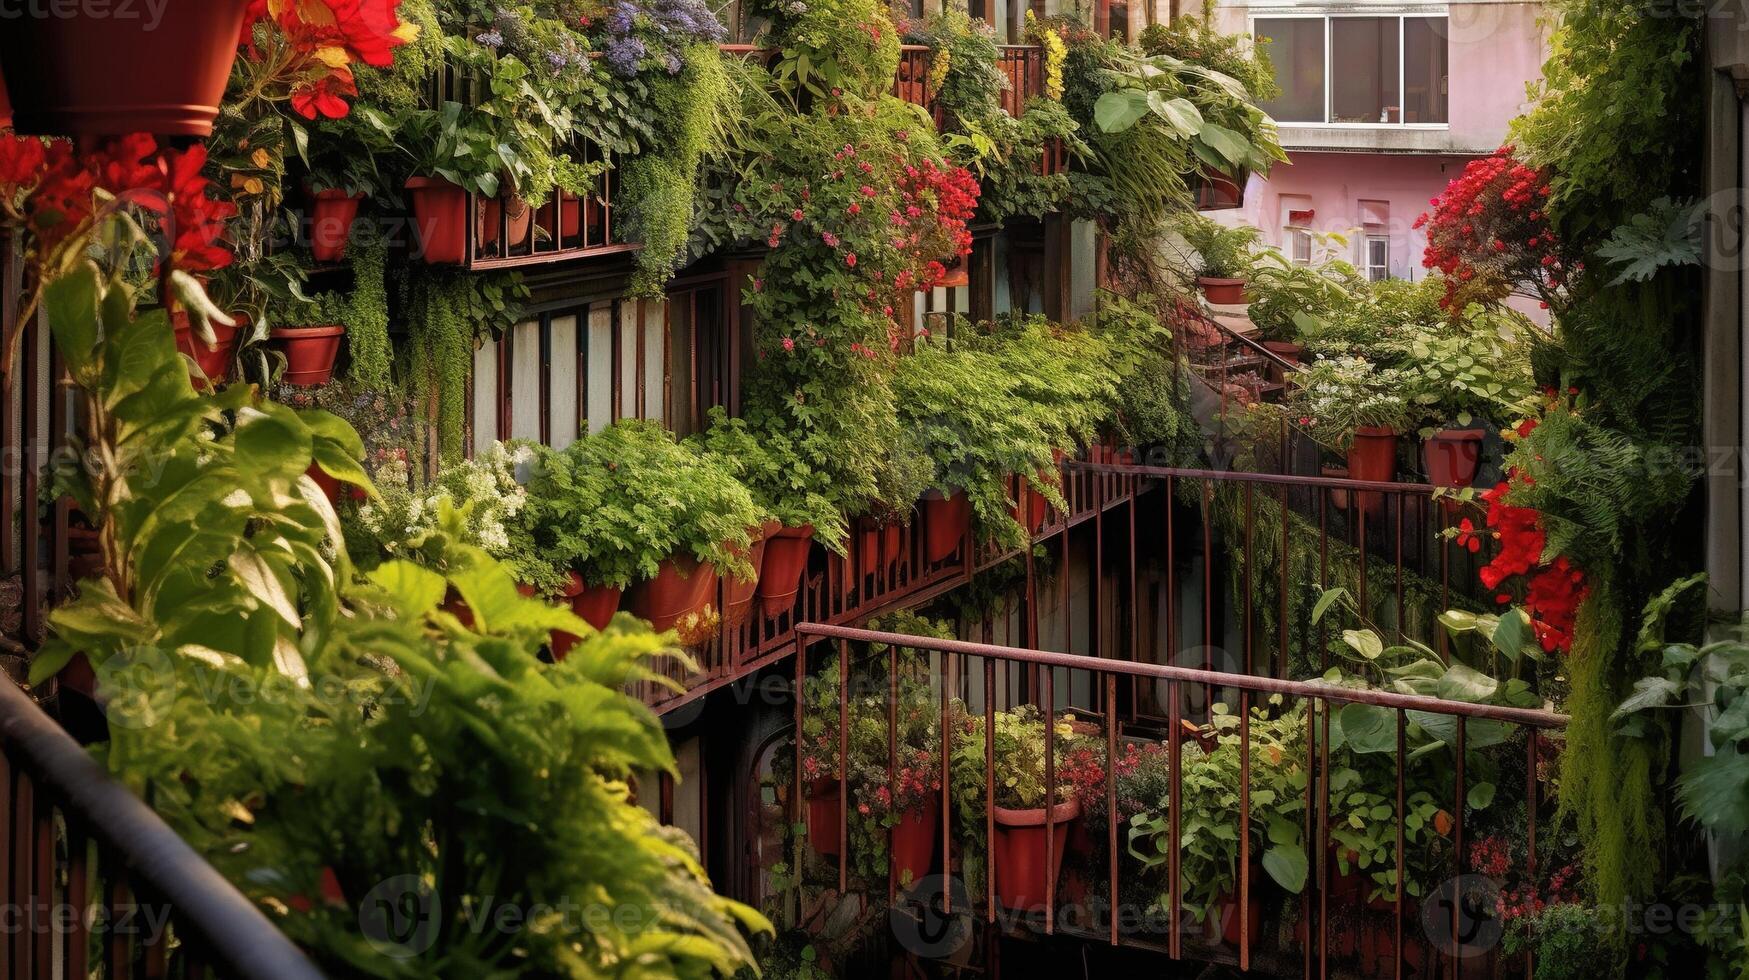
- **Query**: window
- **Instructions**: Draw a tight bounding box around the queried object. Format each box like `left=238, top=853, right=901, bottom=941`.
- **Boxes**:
left=1290, top=229, right=1313, bottom=265
left=1254, top=15, right=1448, bottom=125
left=1364, top=235, right=1390, bottom=281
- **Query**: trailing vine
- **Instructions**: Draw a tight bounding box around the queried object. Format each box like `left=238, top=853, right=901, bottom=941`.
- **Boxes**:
left=344, top=236, right=393, bottom=388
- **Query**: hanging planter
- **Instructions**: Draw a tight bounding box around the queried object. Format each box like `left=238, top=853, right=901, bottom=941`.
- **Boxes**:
left=628, top=554, right=720, bottom=633
left=271, top=324, right=346, bottom=387
left=991, top=799, right=1079, bottom=912
left=1345, top=426, right=1399, bottom=517
left=477, top=192, right=533, bottom=251
left=1321, top=464, right=1351, bottom=511
left=920, top=490, right=970, bottom=564
left=172, top=312, right=242, bottom=384
left=0, top=0, right=252, bottom=136
left=720, top=524, right=770, bottom=628
left=855, top=517, right=903, bottom=579
left=309, top=189, right=365, bottom=263
left=805, top=777, right=843, bottom=857
left=889, top=796, right=940, bottom=887
left=406, top=176, right=468, bottom=265
left=1196, top=276, right=1246, bottom=305
left=757, top=523, right=815, bottom=618
left=0, top=70, right=11, bottom=129
left=1422, top=427, right=1486, bottom=491
left=558, top=192, right=582, bottom=244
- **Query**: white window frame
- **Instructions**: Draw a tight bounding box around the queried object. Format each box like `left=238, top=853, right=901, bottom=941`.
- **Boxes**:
left=1248, top=10, right=1451, bottom=130
left=1364, top=234, right=1390, bottom=281
left=1288, top=227, right=1314, bottom=265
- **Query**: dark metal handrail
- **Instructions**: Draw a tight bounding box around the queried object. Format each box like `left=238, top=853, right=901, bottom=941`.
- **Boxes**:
left=0, top=680, right=326, bottom=980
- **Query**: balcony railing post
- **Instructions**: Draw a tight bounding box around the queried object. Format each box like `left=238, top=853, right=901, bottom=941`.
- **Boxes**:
left=837, top=637, right=849, bottom=895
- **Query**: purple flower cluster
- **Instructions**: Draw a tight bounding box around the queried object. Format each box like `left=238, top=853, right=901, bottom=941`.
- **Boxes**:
left=603, top=34, right=647, bottom=77
left=475, top=29, right=505, bottom=48
left=596, top=0, right=725, bottom=77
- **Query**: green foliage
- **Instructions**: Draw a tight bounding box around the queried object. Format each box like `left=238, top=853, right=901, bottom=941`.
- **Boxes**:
left=1502, top=902, right=1623, bottom=979
left=523, top=420, right=761, bottom=590
left=894, top=317, right=1116, bottom=549
left=694, top=407, right=848, bottom=550
left=755, top=0, right=901, bottom=104
left=1169, top=212, right=1260, bottom=280
left=1285, top=356, right=1414, bottom=448
left=343, top=237, right=393, bottom=388
left=31, top=259, right=769, bottom=977
left=403, top=270, right=529, bottom=463
left=1400, top=319, right=1538, bottom=436
left=1594, top=196, right=1704, bottom=285
left=1136, top=14, right=1278, bottom=104
left=1083, top=291, right=1199, bottom=455
left=1243, top=246, right=1357, bottom=343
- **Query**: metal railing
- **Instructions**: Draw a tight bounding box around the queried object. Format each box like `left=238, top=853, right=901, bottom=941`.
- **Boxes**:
left=0, top=678, right=324, bottom=980
left=789, top=621, right=1562, bottom=977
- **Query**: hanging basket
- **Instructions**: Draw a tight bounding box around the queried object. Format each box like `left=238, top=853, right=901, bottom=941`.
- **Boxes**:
left=0, top=0, right=253, bottom=137
left=406, top=176, right=468, bottom=265
left=310, top=189, right=366, bottom=263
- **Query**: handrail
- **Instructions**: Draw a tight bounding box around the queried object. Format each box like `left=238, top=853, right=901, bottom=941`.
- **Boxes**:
left=0, top=680, right=326, bottom=980
left=792, top=622, right=1568, bottom=729
left=1063, top=459, right=1445, bottom=496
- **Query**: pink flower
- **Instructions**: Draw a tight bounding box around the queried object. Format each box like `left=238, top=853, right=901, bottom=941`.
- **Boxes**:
left=782, top=337, right=795, bottom=351
left=846, top=252, right=857, bottom=267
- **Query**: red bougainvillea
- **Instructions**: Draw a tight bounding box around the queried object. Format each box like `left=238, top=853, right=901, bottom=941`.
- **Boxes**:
left=1414, top=147, right=1567, bottom=313
left=1471, top=468, right=1588, bottom=654
left=242, top=0, right=416, bottom=119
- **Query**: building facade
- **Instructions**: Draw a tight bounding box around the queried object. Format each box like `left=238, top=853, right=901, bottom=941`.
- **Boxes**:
left=1212, top=0, right=1547, bottom=282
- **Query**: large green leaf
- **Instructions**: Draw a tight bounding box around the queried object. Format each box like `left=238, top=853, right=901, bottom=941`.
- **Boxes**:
left=1094, top=90, right=1150, bottom=133
left=1338, top=702, right=1397, bottom=754
left=1677, top=747, right=1749, bottom=834
left=1436, top=663, right=1499, bottom=703
left=1263, top=843, right=1309, bottom=894
left=1197, top=123, right=1250, bottom=167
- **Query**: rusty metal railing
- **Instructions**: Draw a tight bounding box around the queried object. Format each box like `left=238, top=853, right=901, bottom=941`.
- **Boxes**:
left=790, top=621, right=1562, bottom=977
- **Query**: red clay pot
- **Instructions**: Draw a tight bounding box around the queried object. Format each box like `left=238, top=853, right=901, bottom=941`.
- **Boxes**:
left=442, top=587, right=475, bottom=629
left=991, top=799, right=1079, bottom=912
left=0, top=71, right=11, bottom=129
left=1423, top=427, right=1485, bottom=490
left=1321, top=464, right=1351, bottom=511
left=172, top=312, right=241, bottom=383
left=855, top=518, right=903, bottom=578
left=272, top=324, right=345, bottom=387
left=890, top=795, right=940, bottom=887
left=628, top=554, right=720, bottom=633
left=720, top=524, right=771, bottom=627
left=1346, top=426, right=1398, bottom=516
left=310, top=189, right=365, bottom=263
left=805, top=777, right=842, bottom=857
left=547, top=572, right=596, bottom=661
left=921, top=490, right=970, bottom=564
left=306, top=464, right=343, bottom=503
left=1209, top=886, right=1265, bottom=947
left=570, top=582, right=622, bottom=631
left=1011, top=475, right=1050, bottom=535
left=1196, top=276, right=1246, bottom=305
left=478, top=193, right=533, bottom=250
left=406, top=176, right=468, bottom=264
left=559, top=192, right=582, bottom=243
left=0, top=0, right=252, bottom=136
left=757, top=524, right=815, bottom=618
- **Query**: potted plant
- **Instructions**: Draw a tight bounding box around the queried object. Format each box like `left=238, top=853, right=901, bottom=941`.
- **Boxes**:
left=949, top=705, right=1089, bottom=912
left=1287, top=356, right=1413, bottom=514
left=1401, top=322, right=1535, bottom=493
left=398, top=100, right=522, bottom=264
left=1245, top=249, right=1356, bottom=373
left=1173, top=213, right=1260, bottom=305
left=695, top=409, right=848, bottom=619
left=173, top=310, right=244, bottom=385
left=0, top=0, right=254, bottom=136
left=264, top=290, right=348, bottom=387
left=538, top=421, right=760, bottom=634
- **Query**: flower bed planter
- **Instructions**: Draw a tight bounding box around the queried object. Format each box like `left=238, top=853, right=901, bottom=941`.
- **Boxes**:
left=1345, top=426, right=1398, bottom=516
left=720, top=524, right=770, bottom=628
left=1196, top=276, right=1246, bottom=305
left=628, top=554, right=720, bottom=633
left=991, top=799, right=1080, bottom=912
left=406, top=176, right=468, bottom=265
left=0, top=0, right=252, bottom=136
left=890, top=796, right=940, bottom=886
left=921, top=490, right=970, bottom=564
left=172, top=313, right=241, bottom=384
left=271, top=324, right=345, bottom=387
left=854, top=518, right=902, bottom=579
left=757, top=523, right=814, bottom=618
left=309, top=189, right=365, bottom=263
left=1422, top=427, right=1486, bottom=491
left=479, top=193, right=533, bottom=251
left=805, top=777, right=843, bottom=857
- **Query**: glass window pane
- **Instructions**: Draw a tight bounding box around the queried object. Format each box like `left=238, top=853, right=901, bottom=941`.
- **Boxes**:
left=1330, top=17, right=1399, bottom=123
left=1403, top=17, right=1449, bottom=123
left=1256, top=19, right=1325, bottom=123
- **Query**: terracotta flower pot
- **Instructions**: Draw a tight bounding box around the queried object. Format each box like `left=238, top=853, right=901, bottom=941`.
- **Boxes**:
left=309, top=189, right=365, bottom=263
left=0, top=70, right=11, bottom=129
left=559, top=192, right=582, bottom=243
left=1345, top=426, right=1398, bottom=517
left=172, top=312, right=241, bottom=383
left=1321, top=464, right=1351, bottom=511
left=1196, top=276, right=1246, bottom=305
left=442, top=587, right=475, bottom=629
left=855, top=518, right=903, bottom=578
left=628, top=554, right=720, bottom=633
left=720, top=525, right=770, bottom=628
left=1209, top=886, right=1264, bottom=947
left=0, top=0, right=253, bottom=136
left=991, top=799, right=1080, bottom=912
left=805, top=777, right=843, bottom=857
left=1422, top=427, right=1485, bottom=490
left=478, top=193, right=533, bottom=250
left=1261, top=339, right=1303, bottom=383
left=547, top=572, right=601, bottom=661
left=890, top=795, right=940, bottom=886
left=306, top=464, right=345, bottom=503
left=570, top=582, right=622, bottom=632
left=1012, top=473, right=1052, bottom=535
left=757, top=523, right=815, bottom=618
left=921, top=490, right=970, bottom=564
left=272, top=324, right=345, bottom=387
left=406, top=176, right=468, bottom=265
